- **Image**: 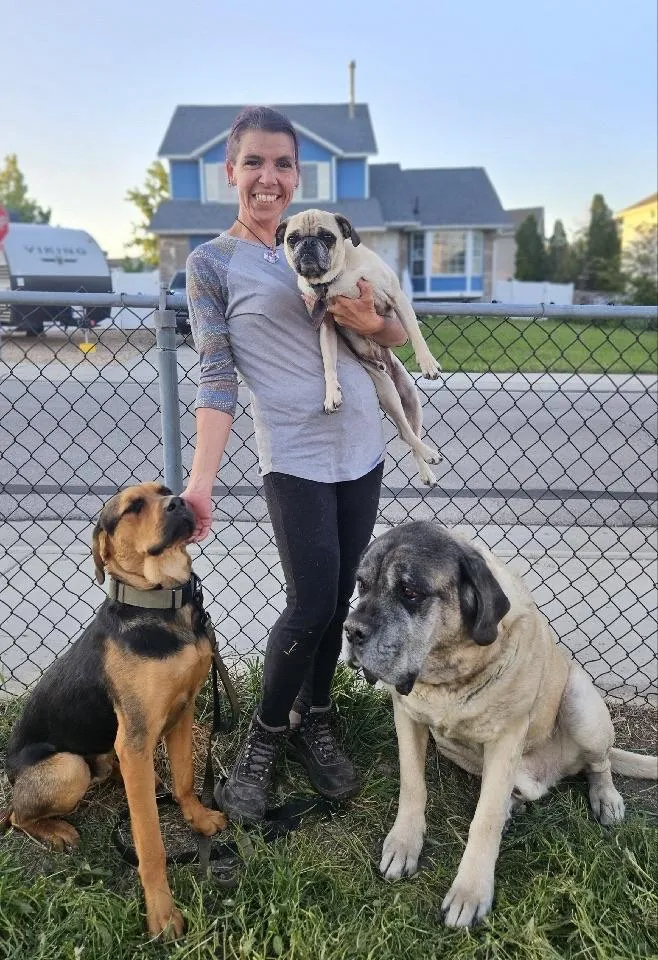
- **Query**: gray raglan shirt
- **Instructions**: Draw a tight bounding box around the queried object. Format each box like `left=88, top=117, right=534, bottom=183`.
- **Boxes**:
left=186, top=233, right=386, bottom=482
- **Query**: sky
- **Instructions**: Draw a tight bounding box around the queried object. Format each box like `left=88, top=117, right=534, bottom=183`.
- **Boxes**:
left=3, top=0, right=657, bottom=258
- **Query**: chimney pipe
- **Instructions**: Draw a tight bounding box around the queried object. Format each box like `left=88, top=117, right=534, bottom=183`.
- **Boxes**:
left=348, top=60, right=356, bottom=118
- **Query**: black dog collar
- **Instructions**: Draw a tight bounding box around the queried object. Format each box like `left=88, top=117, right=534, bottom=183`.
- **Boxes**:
left=106, top=574, right=195, bottom=610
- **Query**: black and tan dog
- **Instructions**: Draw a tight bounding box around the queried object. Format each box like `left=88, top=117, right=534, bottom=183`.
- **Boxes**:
left=1, top=482, right=226, bottom=939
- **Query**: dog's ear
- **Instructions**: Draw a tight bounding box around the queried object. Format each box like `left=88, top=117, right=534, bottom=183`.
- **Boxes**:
left=275, top=219, right=289, bottom=247
left=334, top=214, right=361, bottom=248
left=91, top=520, right=108, bottom=584
left=92, top=498, right=119, bottom=584
left=458, top=549, right=510, bottom=645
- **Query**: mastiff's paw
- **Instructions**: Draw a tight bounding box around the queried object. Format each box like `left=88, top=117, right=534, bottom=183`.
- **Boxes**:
left=589, top=784, right=625, bottom=825
left=441, top=873, right=494, bottom=928
left=379, top=822, right=424, bottom=880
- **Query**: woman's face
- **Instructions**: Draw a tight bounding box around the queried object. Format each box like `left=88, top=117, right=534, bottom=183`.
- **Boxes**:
left=226, top=130, right=299, bottom=228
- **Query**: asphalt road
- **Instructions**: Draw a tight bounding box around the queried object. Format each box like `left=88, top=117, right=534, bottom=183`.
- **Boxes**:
left=1, top=356, right=656, bottom=698
left=1, top=365, right=656, bottom=527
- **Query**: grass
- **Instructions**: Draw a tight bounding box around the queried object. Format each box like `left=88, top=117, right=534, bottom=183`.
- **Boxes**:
left=1, top=665, right=656, bottom=960
left=396, top=316, right=658, bottom=374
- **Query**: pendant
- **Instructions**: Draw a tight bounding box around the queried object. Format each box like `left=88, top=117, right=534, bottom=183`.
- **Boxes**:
left=264, top=248, right=279, bottom=264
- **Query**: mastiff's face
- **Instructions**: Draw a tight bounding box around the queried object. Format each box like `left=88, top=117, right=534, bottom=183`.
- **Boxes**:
left=92, top=482, right=195, bottom=589
left=344, top=522, right=510, bottom=696
left=276, top=210, right=361, bottom=281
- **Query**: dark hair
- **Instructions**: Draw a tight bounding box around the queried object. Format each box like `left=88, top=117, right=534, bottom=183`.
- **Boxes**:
left=226, top=106, right=299, bottom=167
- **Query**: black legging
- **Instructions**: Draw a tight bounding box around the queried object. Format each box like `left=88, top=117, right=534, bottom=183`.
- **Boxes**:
left=259, top=461, right=384, bottom=727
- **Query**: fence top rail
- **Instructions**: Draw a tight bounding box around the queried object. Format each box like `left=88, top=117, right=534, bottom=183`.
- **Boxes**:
left=0, top=289, right=656, bottom=320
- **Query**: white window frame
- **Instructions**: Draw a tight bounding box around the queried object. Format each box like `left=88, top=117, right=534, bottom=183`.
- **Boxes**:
left=203, top=163, right=234, bottom=203
left=294, top=161, right=332, bottom=202
left=409, top=229, right=484, bottom=298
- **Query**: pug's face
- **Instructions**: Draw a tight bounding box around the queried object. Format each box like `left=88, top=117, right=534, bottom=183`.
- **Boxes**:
left=276, top=210, right=360, bottom=282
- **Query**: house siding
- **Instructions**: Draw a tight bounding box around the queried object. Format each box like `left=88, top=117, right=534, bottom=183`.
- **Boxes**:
left=493, top=232, right=515, bottom=282
left=616, top=196, right=658, bottom=251
left=202, top=143, right=226, bottom=164
left=298, top=135, right=333, bottom=162
left=483, top=231, right=495, bottom=299
left=159, top=235, right=192, bottom=282
left=359, top=230, right=406, bottom=276
left=170, top=161, right=200, bottom=201
left=336, top=158, right=367, bottom=199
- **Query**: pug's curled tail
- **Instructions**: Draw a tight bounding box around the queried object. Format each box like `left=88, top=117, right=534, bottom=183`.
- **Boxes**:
left=610, top=748, right=658, bottom=779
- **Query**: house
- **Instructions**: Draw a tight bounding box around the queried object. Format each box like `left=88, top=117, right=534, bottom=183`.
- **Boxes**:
left=150, top=102, right=512, bottom=301
left=615, top=193, right=658, bottom=252
left=493, top=207, right=545, bottom=283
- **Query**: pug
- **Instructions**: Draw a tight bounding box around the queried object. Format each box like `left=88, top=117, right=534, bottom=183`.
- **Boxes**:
left=276, top=210, right=442, bottom=487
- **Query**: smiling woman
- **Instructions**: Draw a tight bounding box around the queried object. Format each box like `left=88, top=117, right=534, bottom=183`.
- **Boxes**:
left=180, top=106, right=405, bottom=826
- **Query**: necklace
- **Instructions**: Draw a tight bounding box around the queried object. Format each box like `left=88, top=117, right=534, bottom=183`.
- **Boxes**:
left=235, top=217, right=279, bottom=264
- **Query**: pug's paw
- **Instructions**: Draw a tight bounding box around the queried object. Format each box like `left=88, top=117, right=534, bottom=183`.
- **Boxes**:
left=324, top=383, right=343, bottom=413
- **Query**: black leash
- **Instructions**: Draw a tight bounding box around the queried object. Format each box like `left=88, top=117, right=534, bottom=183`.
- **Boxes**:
left=112, top=788, right=339, bottom=884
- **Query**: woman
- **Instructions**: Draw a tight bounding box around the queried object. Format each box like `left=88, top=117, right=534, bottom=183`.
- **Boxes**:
left=182, top=106, right=407, bottom=823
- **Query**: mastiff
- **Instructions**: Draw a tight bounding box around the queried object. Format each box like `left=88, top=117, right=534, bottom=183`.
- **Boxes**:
left=344, top=521, right=657, bottom=927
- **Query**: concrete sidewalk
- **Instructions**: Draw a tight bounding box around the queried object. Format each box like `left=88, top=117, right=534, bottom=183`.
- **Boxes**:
left=2, top=518, right=655, bottom=703
left=3, top=343, right=657, bottom=394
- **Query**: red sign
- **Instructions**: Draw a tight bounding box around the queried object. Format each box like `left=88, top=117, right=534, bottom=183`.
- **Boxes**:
left=0, top=205, right=8, bottom=245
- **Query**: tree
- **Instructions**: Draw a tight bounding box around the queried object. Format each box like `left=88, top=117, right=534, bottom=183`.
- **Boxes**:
left=566, top=232, right=588, bottom=288
left=584, top=193, right=622, bottom=291
left=0, top=154, right=51, bottom=223
left=623, top=223, right=658, bottom=305
left=125, top=160, right=169, bottom=266
left=515, top=214, right=546, bottom=280
left=545, top=219, right=573, bottom=283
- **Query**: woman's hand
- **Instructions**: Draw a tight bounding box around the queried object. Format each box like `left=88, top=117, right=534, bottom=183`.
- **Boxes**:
left=329, top=279, right=408, bottom=346
left=181, top=487, right=213, bottom=542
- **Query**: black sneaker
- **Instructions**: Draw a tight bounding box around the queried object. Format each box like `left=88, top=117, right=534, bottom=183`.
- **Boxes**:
left=217, top=710, right=287, bottom=823
left=286, top=706, right=360, bottom=799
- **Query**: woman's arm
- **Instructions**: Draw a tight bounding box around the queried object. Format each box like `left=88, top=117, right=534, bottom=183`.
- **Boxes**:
left=181, top=248, right=238, bottom=542
left=328, top=279, right=408, bottom=347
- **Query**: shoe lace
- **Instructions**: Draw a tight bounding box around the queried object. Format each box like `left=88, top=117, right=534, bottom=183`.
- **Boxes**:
left=241, top=725, right=277, bottom=781
left=306, top=715, right=342, bottom=762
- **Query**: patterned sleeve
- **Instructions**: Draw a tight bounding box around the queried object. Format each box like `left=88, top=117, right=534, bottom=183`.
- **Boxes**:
left=186, top=247, right=238, bottom=416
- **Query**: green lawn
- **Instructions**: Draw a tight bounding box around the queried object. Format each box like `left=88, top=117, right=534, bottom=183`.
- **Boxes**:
left=396, top=316, right=658, bottom=374
left=1, top=667, right=656, bottom=960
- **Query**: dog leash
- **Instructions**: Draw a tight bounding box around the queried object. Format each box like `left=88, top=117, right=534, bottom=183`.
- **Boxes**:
left=112, top=787, right=339, bottom=885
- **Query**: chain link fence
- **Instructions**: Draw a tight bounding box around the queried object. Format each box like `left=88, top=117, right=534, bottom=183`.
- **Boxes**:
left=1, top=291, right=656, bottom=703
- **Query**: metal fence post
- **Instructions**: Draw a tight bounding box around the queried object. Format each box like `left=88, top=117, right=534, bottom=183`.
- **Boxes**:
left=154, top=282, right=184, bottom=494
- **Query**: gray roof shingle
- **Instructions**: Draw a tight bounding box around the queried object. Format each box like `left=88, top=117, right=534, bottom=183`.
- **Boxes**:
left=505, top=207, right=545, bottom=233
left=369, top=164, right=511, bottom=228
left=150, top=198, right=385, bottom=234
left=159, top=104, right=377, bottom=157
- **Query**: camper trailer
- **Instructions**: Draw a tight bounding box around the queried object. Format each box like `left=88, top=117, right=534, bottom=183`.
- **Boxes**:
left=0, top=223, right=112, bottom=334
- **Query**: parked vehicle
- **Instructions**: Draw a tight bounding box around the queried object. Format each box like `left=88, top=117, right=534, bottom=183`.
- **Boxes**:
left=168, top=270, right=191, bottom=336
left=0, top=223, right=112, bottom=334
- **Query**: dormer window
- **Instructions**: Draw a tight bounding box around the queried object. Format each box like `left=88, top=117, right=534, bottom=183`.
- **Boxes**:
left=204, top=163, right=235, bottom=203
left=295, top=162, right=331, bottom=202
